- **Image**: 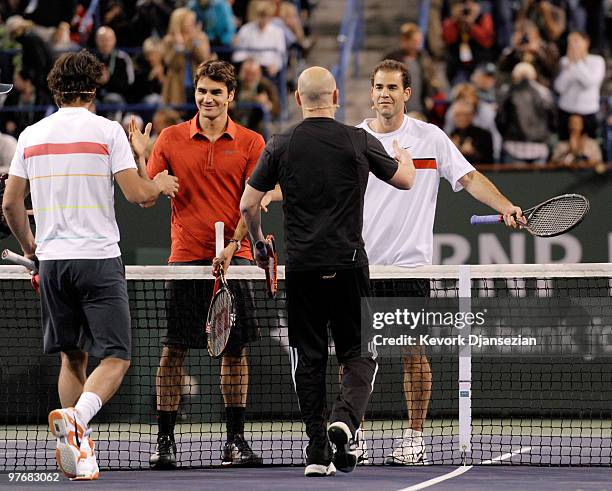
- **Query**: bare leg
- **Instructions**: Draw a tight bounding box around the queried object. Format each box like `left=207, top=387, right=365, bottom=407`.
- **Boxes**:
left=402, top=353, right=432, bottom=432
left=156, top=345, right=187, bottom=411
left=58, top=350, right=88, bottom=407
left=83, top=358, right=130, bottom=404
left=221, top=347, right=248, bottom=407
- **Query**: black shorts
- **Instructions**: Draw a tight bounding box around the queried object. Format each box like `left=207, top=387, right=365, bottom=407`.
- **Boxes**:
left=165, top=258, right=259, bottom=350
left=370, top=277, right=431, bottom=298
left=285, top=266, right=372, bottom=363
left=39, top=257, right=131, bottom=360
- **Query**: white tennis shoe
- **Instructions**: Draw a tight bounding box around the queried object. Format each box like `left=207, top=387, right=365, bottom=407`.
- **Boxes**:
left=304, top=461, right=336, bottom=477
left=72, top=428, right=99, bottom=481
left=48, top=407, right=84, bottom=478
left=385, top=428, right=428, bottom=465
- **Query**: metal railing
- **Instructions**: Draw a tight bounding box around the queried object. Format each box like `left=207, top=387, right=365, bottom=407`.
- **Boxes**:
left=418, top=0, right=432, bottom=37
left=331, top=0, right=364, bottom=122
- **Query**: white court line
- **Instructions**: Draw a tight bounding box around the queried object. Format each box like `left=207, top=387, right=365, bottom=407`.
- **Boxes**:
left=481, top=446, right=532, bottom=465
left=395, top=465, right=473, bottom=491
left=394, top=446, right=532, bottom=491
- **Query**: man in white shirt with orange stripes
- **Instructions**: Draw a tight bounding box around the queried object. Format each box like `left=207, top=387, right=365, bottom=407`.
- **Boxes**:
left=2, top=50, right=178, bottom=480
left=358, top=59, right=523, bottom=465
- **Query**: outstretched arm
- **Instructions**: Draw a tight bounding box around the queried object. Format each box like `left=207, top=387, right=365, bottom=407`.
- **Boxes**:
left=260, top=184, right=283, bottom=212
left=459, top=170, right=524, bottom=228
left=240, top=184, right=267, bottom=267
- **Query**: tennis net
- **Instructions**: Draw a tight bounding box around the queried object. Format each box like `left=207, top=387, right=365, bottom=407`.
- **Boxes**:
left=0, top=263, right=610, bottom=470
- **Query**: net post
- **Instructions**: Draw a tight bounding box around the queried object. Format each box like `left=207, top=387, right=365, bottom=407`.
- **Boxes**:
left=458, top=264, right=472, bottom=459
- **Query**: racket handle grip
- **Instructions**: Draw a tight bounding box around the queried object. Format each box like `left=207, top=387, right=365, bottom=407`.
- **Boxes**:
left=1, top=249, right=38, bottom=272
left=215, top=221, right=224, bottom=256
left=254, top=240, right=268, bottom=259
left=470, top=214, right=503, bottom=225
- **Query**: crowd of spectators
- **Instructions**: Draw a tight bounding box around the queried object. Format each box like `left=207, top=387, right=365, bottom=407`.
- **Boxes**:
left=0, top=0, right=316, bottom=171
left=389, top=0, right=609, bottom=167
left=0, top=0, right=609, bottom=170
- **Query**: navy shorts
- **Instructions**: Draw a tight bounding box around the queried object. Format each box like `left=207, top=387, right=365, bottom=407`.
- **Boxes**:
left=39, top=257, right=131, bottom=360
left=165, top=258, right=259, bottom=351
left=370, top=277, right=430, bottom=356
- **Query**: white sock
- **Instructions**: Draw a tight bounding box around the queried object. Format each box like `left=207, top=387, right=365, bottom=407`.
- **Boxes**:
left=75, top=392, right=102, bottom=427
left=404, top=428, right=423, bottom=439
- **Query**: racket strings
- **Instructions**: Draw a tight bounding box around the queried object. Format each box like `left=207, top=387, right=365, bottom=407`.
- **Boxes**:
left=208, top=288, right=234, bottom=355
left=527, top=197, right=589, bottom=236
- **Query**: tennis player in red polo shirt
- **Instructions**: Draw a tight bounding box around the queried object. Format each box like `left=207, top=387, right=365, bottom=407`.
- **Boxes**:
left=133, top=60, right=265, bottom=469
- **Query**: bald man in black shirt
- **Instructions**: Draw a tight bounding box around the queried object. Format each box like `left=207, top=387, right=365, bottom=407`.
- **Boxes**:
left=240, top=67, right=415, bottom=477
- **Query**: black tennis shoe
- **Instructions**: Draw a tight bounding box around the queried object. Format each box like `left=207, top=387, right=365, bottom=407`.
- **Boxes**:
left=149, top=433, right=177, bottom=469
left=304, top=439, right=335, bottom=477
left=221, top=435, right=263, bottom=466
left=328, top=421, right=357, bottom=473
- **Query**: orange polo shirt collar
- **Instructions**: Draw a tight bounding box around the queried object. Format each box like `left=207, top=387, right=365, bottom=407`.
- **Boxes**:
left=189, top=113, right=238, bottom=141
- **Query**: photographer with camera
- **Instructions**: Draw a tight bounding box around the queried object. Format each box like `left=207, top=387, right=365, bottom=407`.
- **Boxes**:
left=517, top=0, right=566, bottom=43
left=442, top=0, right=495, bottom=85
left=498, top=19, right=560, bottom=88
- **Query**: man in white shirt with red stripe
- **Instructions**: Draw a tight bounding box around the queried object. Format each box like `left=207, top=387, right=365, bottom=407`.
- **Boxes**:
left=2, top=50, right=178, bottom=480
left=358, top=60, right=523, bottom=465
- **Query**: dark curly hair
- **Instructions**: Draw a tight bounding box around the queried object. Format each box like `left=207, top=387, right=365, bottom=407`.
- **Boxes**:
left=47, top=50, right=104, bottom=106
left=193, top=60, right=237, bottom=94
left=370, top=59, right=412, bottom=90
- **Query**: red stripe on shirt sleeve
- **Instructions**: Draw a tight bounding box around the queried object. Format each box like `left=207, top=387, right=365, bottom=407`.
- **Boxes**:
left=24, top=142, right=110, bottom=158
left=414, top=158, right=437, bottom=169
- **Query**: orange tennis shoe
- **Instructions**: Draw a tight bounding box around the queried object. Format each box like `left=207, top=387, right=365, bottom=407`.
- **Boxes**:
left=48, top=407, right=85, bottom=478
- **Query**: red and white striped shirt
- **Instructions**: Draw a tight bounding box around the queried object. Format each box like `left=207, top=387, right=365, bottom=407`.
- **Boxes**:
left=9, top=107, right=136, bottom=260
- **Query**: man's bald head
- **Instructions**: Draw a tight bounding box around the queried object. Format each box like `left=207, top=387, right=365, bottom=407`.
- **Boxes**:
left=297, top=67, right=337, bottom=109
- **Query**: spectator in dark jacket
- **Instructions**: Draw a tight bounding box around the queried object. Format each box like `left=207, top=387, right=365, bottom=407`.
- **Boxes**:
left=23, top=0, right=77, bottom=43
left=131, top=37, right=166, bottom=103
left=516, top=0, right=566, bottom=43
left=449, top=99, right=494, bottom=164
left=497, top=20, right=560, bottom=88
left=232, top=58, right=280, bottom=134
left=442, top=0, right=495, bottom=85
left=129, top=0, right=175, bottom=46
left=496, top=62, right=557, bottom=164
left=444, top=82, right=501, bottom=161
left=95, top=26, right=135, bottom=103
left=5, top=15, right=53, bottom=96
left=551, top=113, right=602, bottom=166
left=383, top=22, right=439, bottom=117
left=1, top=69, right=52, bottom=137
left=100, top=0, right=133, bottom=47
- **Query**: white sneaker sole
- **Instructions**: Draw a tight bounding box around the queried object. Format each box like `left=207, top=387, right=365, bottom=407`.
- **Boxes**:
left=71, top=467, right=100, bottom=481
left=328, top=422, right=357, bottom=473
left=385, top=454, right=429, bottom=466
left=304, top=462, right=336, bottom=477
left=48, top=410, right=80, bottom=478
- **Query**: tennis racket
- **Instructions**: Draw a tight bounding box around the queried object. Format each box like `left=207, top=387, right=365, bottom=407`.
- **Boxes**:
left=470, top=194, right=590, bottom=237
left=1, top=249, right=40, bottom=293
left=255, top=235, right=278, bottom=299
left=206, top=222, right=236, bottom=358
